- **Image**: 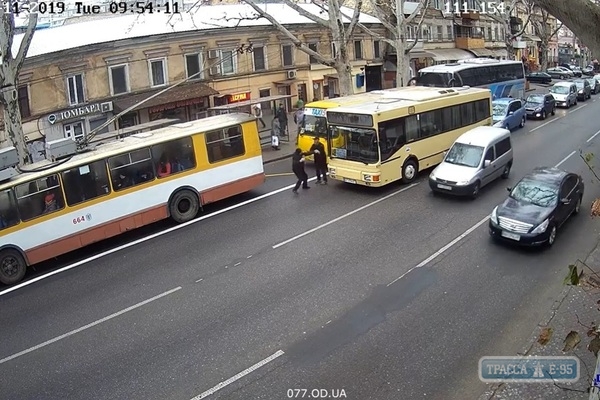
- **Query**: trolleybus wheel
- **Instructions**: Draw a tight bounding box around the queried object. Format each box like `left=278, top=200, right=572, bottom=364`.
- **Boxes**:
left=0, top=248, right=26, bottom=286
left=169, top=189, right=200, bottom=223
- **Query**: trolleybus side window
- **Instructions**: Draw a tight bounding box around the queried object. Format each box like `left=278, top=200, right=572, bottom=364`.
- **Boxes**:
left=152, top=137, right=197, bottom=178
left=62, top=160, right=111, bottom=206
left=0, top=188, right=19, bottom=229
left=205, top=125, right=245, bottom=163
left=15, top=174, right=65, bottom=221
left=108, top=148, right=155, bottom=191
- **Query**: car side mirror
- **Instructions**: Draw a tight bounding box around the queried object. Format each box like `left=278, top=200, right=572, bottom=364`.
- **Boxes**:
left=484, top=160, right=491, bottom=168
left=508, top=111, right=514, bottom=115
left=561, top=198, right=571, bottom=205
left=442, top=151, right=447, bottom=158
left=507, top=187, right=512, bottom=192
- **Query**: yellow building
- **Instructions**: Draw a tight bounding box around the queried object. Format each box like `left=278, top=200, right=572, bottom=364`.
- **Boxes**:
left=4, top=3, right=385, bottom=148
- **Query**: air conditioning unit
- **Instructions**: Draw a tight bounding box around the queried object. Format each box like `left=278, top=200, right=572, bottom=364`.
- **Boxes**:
left=209, top=66, right=221, bottom=75
left=100, top=101, right=113, bottom=112
left=208, top=49, right=219, bottom=58
left=287, top=69, right=297, bottom=79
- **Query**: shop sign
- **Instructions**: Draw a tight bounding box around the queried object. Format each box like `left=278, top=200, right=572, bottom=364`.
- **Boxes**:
left=228, top=92, right=251, bottom=103
left=48, top=102, right=112, bottom=124
left=148, top=98, right=206, bottom=114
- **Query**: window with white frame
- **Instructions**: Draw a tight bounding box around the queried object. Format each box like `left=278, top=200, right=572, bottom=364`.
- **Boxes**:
left=446, top=25, right=453, bottom=39
left=64, top=120, right=85, bottom=141
left=407, top=26, right=415, bottom=39
left=494, top=27, right=499, bottom=40
left=436, top=26, right=443, bottom=41
left=185, top=53, right=204, bottom=80
left=220, top=49, right=237, bottom=75
left=354, top=40, right=363, bottom=59
left=148, top=58, right=167, bottom=87
left=282, top=44, right=294, bottom=66
left=67, top=74, right=85, bottom=105
left=109, top=64, right=130, bottom=95
left=252, top=46, right=267, bottom=71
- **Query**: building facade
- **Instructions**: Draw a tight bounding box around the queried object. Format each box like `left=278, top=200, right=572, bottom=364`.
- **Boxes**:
left=3, top=4, right=385, bottom=151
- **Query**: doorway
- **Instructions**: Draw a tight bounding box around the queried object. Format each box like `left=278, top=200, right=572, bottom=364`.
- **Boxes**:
left=277, top=85, right=292, bottom=111
left=365, top=65, right=383, bottom=92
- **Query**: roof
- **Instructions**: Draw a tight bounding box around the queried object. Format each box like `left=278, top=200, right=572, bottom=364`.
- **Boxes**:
left=522, top=167, right=568, bottom=187
left=305, top=92, right=390, bottom=109
left=0, top=113, right=255, bottom=190
left=418, top=60, right=523, bottom=73
left=13, top=4, right=381, bottom=59
left=329, top=87, right=491, bottom=114
left=455, top=126, right=510, bottom=147
left=493, top=97, right=515, bottom=103
left=112, top=81, right=218, bottom=111
left=552, top=81, right=575, bottom=86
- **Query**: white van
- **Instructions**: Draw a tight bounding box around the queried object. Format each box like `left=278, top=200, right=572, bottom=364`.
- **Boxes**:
left=549, top=81, right=578, bottom=108
left=429, top=126, right=513, bottom=199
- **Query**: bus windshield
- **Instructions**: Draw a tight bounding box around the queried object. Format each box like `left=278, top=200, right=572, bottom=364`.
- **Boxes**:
left=417, top=72, right=455, bottom=87
left=302, top=114, right=329, bottom=138
left=330, top=126, right=379, bottom=164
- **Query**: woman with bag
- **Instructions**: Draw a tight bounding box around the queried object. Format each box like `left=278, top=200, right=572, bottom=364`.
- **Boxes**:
left=271, top=118, right=281, bottom=150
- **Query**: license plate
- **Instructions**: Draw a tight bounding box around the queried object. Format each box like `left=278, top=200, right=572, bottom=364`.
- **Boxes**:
left=343, top=178, right=357, bottom=184
left=437, top=184, right=452, bottom=190
left=501, top=231, right=521, bottom=241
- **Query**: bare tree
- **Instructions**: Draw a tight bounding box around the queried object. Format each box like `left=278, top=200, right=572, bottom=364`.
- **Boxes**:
left=528, top=3, right=562, bottom=70
left=0, top=4, right=37, bottom=165
left=347, top=0, right=429, bottom=87
left=531, top=0, right=600, bottom=59
left=225, top=0, right=363, bottom=97
left=480, top=0, right=532, bottom=60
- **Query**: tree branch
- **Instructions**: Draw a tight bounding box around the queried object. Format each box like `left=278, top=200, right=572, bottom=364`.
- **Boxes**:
left=337, top=7, right=395, bottom=47
left=280, top=0, right=329, bottom=27
left=366, top=0, right=396, bottom=32
left=406, top=0, right=430, bottom=53
left=238, top=0, right=334, bottom=66
left=405, top=0, right=426, bottom=25
left=346, top=0, right=362, bottom=39
left=15, top=12, right=37, bottom=73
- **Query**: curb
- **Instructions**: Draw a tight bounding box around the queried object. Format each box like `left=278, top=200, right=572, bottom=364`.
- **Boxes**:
left=263, top=152, right=294, bottom=164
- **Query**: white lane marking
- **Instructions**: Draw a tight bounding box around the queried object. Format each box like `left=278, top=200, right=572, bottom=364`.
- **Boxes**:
left=0, top=177, right=320, bottom=296
left=529, top=117, right=560, bottom=133
left=386, top=147, right=583, bottom=286
left=387, top=216, right=490, bottom=286
left=191, top=350, right=285, bottom=399
left=0, top=286, right=182, bottom=365
left=272, top=183, right=420, bottom=249
left=587, top=129, right=600, bottom=143
left=568, top=103, right=588, bottom=113
left=555, top=150, right=577, bottom=168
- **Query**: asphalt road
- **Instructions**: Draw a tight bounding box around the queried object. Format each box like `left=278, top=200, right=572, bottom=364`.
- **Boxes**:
left=2, top=90, right=600, bottom=400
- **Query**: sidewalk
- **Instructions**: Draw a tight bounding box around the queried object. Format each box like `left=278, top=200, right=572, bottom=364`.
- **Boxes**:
left=478, top=241, right=600, bottom=399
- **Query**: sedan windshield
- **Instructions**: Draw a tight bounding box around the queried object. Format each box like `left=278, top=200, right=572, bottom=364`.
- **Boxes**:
left=492, top=103, right=508, bottom=116
left=330, top=126, right=379, bottom=164
left=575, top=81, right=585, bottom=89
left=510, top=178, right=558, bottom=207
left=550, top=86, right=569, bottom=94
left=526, top=95, right=543, bottom=105
left=444, top=143, right=484, bottom=168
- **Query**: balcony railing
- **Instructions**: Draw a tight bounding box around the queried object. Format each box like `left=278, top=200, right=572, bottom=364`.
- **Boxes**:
left=455, top=32, right=484, bottom=39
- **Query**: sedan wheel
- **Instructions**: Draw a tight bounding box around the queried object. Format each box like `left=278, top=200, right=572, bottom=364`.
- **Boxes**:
left=547, top=225, right=557, bottom=246
left=541, top=110, right=546, bottom=120
left=551, top=106, right=556, bottom=116
left=519, top=116, right=526, bottom=128
left=574, top=196, right=581, bottom=214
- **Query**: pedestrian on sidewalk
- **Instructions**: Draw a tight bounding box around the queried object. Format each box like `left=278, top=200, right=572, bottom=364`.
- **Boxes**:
left=292, top=148, right=310, bottom=193
left=307, top=136, right=328, bottom=184
left=253, top=103, right=266, bottom=128
left=293, top=107, right=304, bottom=145
left=271, top=117, right=281, bottom=151
left=276, top=104, right=288, bottom=137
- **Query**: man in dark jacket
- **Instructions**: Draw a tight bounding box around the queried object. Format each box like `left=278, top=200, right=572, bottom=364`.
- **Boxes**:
left=292, top=148, right=310, bottom=193
left=307, top=136, right=328, bottom=184
left=276, top=104, right=288, bottom=136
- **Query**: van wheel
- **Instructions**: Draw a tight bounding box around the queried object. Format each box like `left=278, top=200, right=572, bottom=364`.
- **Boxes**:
left=551, top=106, right=556, bottom=116
left=519, top=116, right=526, bottom=128
left=169, top=189, right=200, bottom=223
left=541, top=110, right=546, bottom=120
left=401, top=159, right=418, bottom=184
left=501, top=163, right=512, bottom=179
left=470, top=182, right=481, bottom=199
left=0, top=249, right=27, bottom=286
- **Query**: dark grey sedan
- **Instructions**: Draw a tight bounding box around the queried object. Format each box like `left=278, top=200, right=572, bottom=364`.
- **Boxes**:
left=586, top=77, right=600, bottom=94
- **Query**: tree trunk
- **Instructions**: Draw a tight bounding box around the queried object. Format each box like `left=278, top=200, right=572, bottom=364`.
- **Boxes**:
left=335, top=62, right=354, bottom=96
left=539, top=41, right=549, bottom=70
left=0, top=90, right=28, bottom=165
left=396, top=52, right=411, bottom=87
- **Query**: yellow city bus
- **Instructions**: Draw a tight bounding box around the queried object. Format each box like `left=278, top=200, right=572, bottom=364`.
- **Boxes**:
left=298, top=93, right=390, bottom=161
left=0, top=113, right=264, bottom=285
left=326, top=86, right=493, bottom=187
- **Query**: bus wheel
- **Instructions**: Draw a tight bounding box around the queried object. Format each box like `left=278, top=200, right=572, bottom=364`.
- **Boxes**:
left=169, top=189, right=200, bottom=223
left=401, top=159, right=418, bottom=184
left=0, top=249, right=27, bottom=286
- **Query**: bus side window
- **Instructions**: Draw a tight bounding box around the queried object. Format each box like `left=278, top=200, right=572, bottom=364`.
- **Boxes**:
left=405, top=115, right=420, bottom=142
left=108, top=148, right=155, bottom=191
left=61, top=160, right=111, bottom=206
left=15, top=174, right=65, bottom=221
left=151, top=137, right=197, bottom=178
left=0, top=189, right=19, bottom=229
left=378, top=120, right=405, bottom=161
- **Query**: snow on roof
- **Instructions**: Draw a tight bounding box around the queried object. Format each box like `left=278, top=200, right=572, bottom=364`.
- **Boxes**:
left=13, top=3, right=381, bottom=59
